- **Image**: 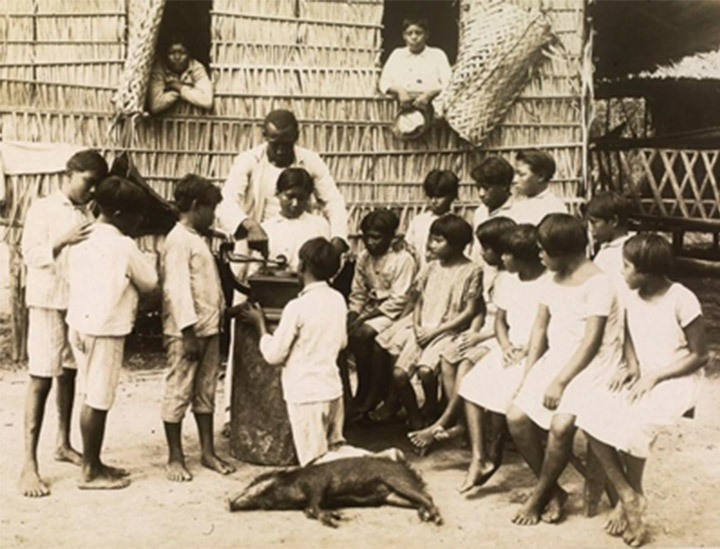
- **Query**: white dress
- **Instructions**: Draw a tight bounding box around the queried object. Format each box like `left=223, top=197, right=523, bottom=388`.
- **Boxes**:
left=512, top=272, right=622, bottom=429
left=576, top=283, right=703, bottom=457
left=459, top=271, right=549, bottom=414
left=404, top=211, right=439, bottom=270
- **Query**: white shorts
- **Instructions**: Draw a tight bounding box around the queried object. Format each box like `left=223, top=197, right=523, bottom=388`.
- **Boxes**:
left=27, top=307, right=74, bottom=377
left=69, top=329, right=125, bottom=411
left=286, top=397, right=345, bottom=466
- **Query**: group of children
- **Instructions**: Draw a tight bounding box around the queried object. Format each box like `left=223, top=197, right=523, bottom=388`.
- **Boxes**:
left=18, top=147, right=707, bottom=548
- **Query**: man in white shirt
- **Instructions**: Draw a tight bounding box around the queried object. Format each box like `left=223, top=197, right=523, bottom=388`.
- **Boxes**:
left=509, top=149, right=568, bottom=225
left=216, top=109, right=349, bottom=257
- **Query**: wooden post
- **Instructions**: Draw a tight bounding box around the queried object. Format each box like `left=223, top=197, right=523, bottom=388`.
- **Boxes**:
left=8, top=241, right=27, bottom=363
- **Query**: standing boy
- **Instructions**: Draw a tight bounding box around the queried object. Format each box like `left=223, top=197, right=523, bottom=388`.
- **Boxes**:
left=67, top=176, right=158, bottom=489
left=19, top=149, right=108, bottom=497
left=160, top=174, right=235, bottom=481
left=242, top=237, right=347, bottom=466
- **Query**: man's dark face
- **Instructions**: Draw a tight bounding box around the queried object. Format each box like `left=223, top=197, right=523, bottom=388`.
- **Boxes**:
left=264, top=122, right=298, bottom=168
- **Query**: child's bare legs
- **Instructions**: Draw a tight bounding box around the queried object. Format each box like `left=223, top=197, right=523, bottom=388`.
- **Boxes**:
left=513, top=413, right=574, bottom=525
left=195, top=413, right=235, bottom=475
left=78, top=404, right=130, bottom=489
left=604, top=450, right=646, bottom=537
left=460, top=404, right=506, bottom=493
left=54, top=367, right=82, bottom=464
left=417, top=366, right=438, bottom=421
left=348, top=324, right=378, bottom=413
left=410, top=359, right=472, bottom=448
left=20, top=376, right=52, bottom=497
left=164, top=421, right=192, bottom=481
left=369, top=345, right=400, bottom=421
left=588, top=436, right=648, bottom=547
left=394, top=368, right=424, bottom=430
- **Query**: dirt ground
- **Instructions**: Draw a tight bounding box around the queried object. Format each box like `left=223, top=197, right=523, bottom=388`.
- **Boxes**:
left=1, top=279, right=720, bottom=548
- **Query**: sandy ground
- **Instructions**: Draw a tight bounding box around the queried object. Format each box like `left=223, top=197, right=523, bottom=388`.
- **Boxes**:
left=0, top=272, right=719, bottom=547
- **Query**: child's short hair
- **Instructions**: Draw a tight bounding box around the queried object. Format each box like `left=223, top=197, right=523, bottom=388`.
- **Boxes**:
left=470, top=157, right=513, bottom=188
left=298, top=237, right=341, bottom=281
left=423, top=169, right=459, bottom=199
left=402, top=17, right=429, bottom=32
left=586, top=191, right=632, bottom=226
left=276, top=167, right=314, bottom=195
left=430, top=214, right=473, bottom=250
left=516, top=149, right=556, bottom=181
left=66, top=149, right=108, bottom=180
left=504, top=224, right=541, bottom=263
left=174, top=174, right=222, bottom=212
left=537, top=213, right=587, bottom=257
left=360, top=208, right=399, bottom=237
left=265, top=109, right=299, bottom=136
left=94, top=176, right=147, bottom=215
left=475, top=216, right=517, bottom=253
left=623, top=233, right=674, bottom=276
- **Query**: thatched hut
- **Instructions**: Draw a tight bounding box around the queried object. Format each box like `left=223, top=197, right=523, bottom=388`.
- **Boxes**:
left=0, top=0, right=589, bottom=359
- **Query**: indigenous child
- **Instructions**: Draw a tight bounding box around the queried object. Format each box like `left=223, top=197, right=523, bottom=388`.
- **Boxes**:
left=510, top=149, right=567, bottom=225
left=160, top=174, right=235, bottom=482
left=148, top=33, right=213, bottom=114
left=577, top=234, right=708, bottom=548
left=348, top=209, right=416, bottom=419
left=470, top=156, right=517, bottom=234
left=379, top=17, right=452, bottom=112
left=457, top=224, right=548, bottom=493
left=404, top=169, right=458, bottom=268
left=408, top=217, right=517, bottom=453
left=587, top=191, right=633, bottom=294
left=66, top=176, right=158, bottom=489
left=260, top=167, right=330, bottom=271
left=374, top=214, right=483, bottom=431
left=241, top=237, right=348, bottom=466
left=19, top=149, right=108, bottom=497
left=507, top=213, right=623, bottom=525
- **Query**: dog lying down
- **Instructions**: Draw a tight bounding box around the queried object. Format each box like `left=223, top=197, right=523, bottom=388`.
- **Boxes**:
left=228, top=451, right=442, bottom=527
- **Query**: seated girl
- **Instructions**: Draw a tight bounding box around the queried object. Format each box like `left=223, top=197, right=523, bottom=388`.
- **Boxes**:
left=408, top=216, right=518, bottom=454
left=577, top=234, right=708, bottom=548
left=373, top=214, right=483, bottom=431
left=457, top=224, right=548, bottom=493
left=507, top=214, right=623, bottom=526
left=148, top=34, right=213, bottom=114
left=379, top=17, right=452, bottom=114
left=347, top=209, right=417, bottom=419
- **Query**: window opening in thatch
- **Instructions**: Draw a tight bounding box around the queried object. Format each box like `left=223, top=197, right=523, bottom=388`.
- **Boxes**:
left=156, top=0, right=212, bottom=70
left=380, top=0, right=459, bottom=65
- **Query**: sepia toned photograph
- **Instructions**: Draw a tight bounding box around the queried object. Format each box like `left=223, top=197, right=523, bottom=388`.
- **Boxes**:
left=1, top=0, right=719, bottom=547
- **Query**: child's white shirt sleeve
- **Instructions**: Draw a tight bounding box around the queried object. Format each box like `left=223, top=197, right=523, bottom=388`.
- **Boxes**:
left=260, top=300, right=300, bottom=366
left=161, top=237, right=197, bottom=331
left=126, top=241, right=158, bottom=294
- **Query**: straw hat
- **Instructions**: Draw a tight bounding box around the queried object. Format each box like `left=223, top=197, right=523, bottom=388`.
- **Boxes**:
left=393, top=104, right=433, bottom=141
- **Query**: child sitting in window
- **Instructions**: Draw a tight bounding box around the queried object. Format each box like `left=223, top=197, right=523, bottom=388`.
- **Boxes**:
left=148, top=33, right=213, bottom=114
left=374, top=215, right=483, bottom=430
left=348, top=209, right=417, bottom=420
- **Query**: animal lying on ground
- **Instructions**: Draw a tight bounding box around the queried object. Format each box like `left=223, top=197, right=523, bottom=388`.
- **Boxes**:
left=228, top=456, right=442, bottom=527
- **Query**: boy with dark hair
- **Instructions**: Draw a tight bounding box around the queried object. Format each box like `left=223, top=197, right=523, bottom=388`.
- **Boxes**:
left=67, top=176, right=158, bottom=489
left=19, top=149, right=108, bottom=497
left=161, top=174, right=235, bottom=482
left=242, top=237, right=348, bottom=465
left=348, top=209, right=416, bottom=418
left=511, top=149, right=567, bottom=225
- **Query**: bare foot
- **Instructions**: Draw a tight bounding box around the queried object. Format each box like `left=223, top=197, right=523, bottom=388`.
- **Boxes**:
left=622, top=494, right=648, bottom=547
left=369, top=401, right=399, bottom=423
left=166, top=460, right=193, bottom=482
left=408, top=425, right=439, bottom=449
left=78, top=469, right=131, bottom=490
left=19, top=465, right=50, bottom=498
left=54, top=446, right=83, bottom=466
left=605, top=503, right=627, bottom=537
left=512, top=498, right=543, bottom=526
left=458, top=459, right=497, bottom=494
left=201, top=453, right=235, bottom=475
left=99, top=463, right=130, bottom=478
left=540, top=488, right=568, bottom=524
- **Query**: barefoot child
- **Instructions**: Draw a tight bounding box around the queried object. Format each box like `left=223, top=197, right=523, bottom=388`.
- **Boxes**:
left=19, top=150, right=108, bottom=497
left=457, top=224, right=547, bottom=493
left=510, top=149, right=567, bottom=225
left=507, top=213, right=623, bottom=525
left=577, top=234, right=708, bottom=547
left=404, top=170, right=458, bottom=268
left=348, top=210, right=416, bottom=419
left=408, top=216, right=516, bottom=453
left=66, top=176, right=158, bottom=489
left=375, top=214, right=483, bottom=430
left=241, top=237, right=348, bottom=466
left=160, top=174, right=235, bottom=482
